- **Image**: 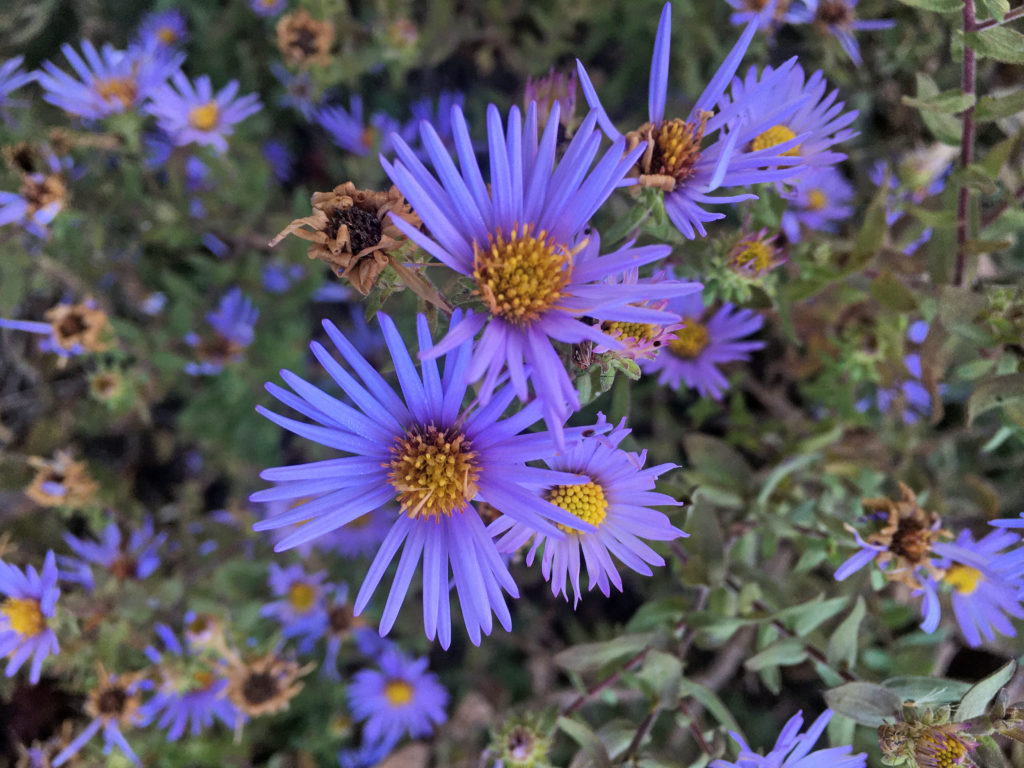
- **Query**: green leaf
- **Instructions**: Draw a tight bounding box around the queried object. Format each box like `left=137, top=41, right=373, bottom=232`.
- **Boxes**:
left=968, top=374, right=1024, bottom=425
left=682, top=434, right=753, bottom=494
left=965, top=27, right=1024, bottom=63
left=902, top=90, right=976, bottom=114
left=848, top=178, right=889, bottom=268
left=972, top=736, right=1011, bottom=768
left=744, top=637, right=808, bottom=671
left=958, top=660, right=1017, bottom=719
left=977, top=0, right=1010, bottom=21
left=556, top=716, right=613, bottom=768
left=965, top=237, right=1014, bottom=255
left=896, top=0, right=962, bottom=10
left=951, top=164, right=999, bottom=194
left=871, top=271, right=919, bottom=311
left=757, top=452, right=821, bottom=507
left=883, top=675, right=972, bottom=705
left=677, top=679, right=742, bottom=732
left=636, top=650, right=683, bottom=706
left=554, top=632, right=660, bottom=673
left=784, top=596, right=850, bottom=636
left=914, top=73, right=963, bottom=144
left=975, top=89, right=1024, bottom=122
left=827, top=597, right=865, bottom=669
left=824, top=682, right=903, bottom=726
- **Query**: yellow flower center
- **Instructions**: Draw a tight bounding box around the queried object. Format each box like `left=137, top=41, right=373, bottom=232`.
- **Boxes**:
left=669, top=319, right=710, bottom=359
left=733, top=240, right=774, bottom=273
left=188, top=101, right=220, bottom=131
left=944, top=564, right=983, bottom=595
left=751, top=125, right=800, bottom=156
left=652, top=113, right=710, bottom=181
left=158, top=27, right=177, bottom=44
left=916, top=730, right=969, bottom=768
left=472, top=225, right=577, bottom=326
left=94, top=76, right=138, bottom=108
left=1, top=598, right=45, bottom=637
left=807, top=189, right=827, bottom=211
left=384, top=679, right=414, bottom=706
left=287, top=582, right=316, bottom=612
left=548, top=481, right=608, bottom=533
left=388, top=425, right=480, bottom=520
left=601, top=321, right=660, bottom=343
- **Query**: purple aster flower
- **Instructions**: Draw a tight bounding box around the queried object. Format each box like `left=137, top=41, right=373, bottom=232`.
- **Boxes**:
left=710, top=709, right=866, bottom=768
left=317, top=97, right=394, bottom=156
left=251, top=0, right=288, bottom=17
left=264, top=139, right=294, bottom=183
left=524, top=68, right=578, bottom=136
left=491, top=415, right=685, bottom=605
left=724, top=0, right=790, bottom=31
left=59, top=518, right=165, bottom=591
left=338, top=740, right=394, bottom=768
left=322, top=584, right=367, bottom=681
left=0, top=151, right=67, bottom=239
left=0, top=552, right=60, bottom=684
left=856, top=321, right=937, bottom=424
left=250, top=311, right=608, bottom=648
left=915, top=529, right=1024, bottom=646
left=869, top=148, right=953, bottom=227
left=0, top=299, right=111, bottom=359
left=640, top=289, right=764, bottom=399
left=992, top=514, right=1024, bottom=530
left=0, top=56, right=34, bottom=123
left=404, top=91, right=466, bottom=153
left=51, top=667, right=148, bottom=767
left=785, top=0, right=894, bottom=67
left=184, top=287, right=258, bottom=375
left=724, top=63, right=858, bottom=171
left=145, top=73, right=261, bottom=153
left=348, top=648, right=448, bottom=747
left=780, top=165, right=853, bottom=243
left=576, top=4, right=806, bottom=239
left=138, top=624, right=239, bottom=740
left=383, top=100, right=698, bottom=439
left=262, top=262, right=304, bottom=293
left=260, top=563, right=330, bottom=652
left=37, top=41, right=182, bottom=120
left=271, top=62, right=318, bottom=118
left=135, top=9, right=188, bottom=51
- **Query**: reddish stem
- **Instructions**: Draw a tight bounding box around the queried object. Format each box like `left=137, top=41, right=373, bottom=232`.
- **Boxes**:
left=955, top=0, right=978, bottom=287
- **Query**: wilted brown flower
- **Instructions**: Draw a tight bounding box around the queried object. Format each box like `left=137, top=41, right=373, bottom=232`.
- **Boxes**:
left=856, top=482, right=948, bottom=589
left=276, top=9, right=335, bottom=68
left=25, top=450, right=98, bottom=508
left=225, top=652, right=312, bottom=718
left=45, top=302, right=112, bottom=353
left=85, top=664, right=146, bottom=730
left=270, top=182, right=421, bottom=295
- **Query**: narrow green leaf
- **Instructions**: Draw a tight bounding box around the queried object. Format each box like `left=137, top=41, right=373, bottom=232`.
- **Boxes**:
left=826, top=597, right=865, bottom=669
left=557, top=716, right=613, bottom=768
left=744, top=637, right=808, bottom=671
left=914, top=73, right=963, bottom=144
left=682, top=434, right=753, bottom=493
left=883, top=676, right=972, bottom=705
left=958, top=660, right=1017, bottom=718
left=896, top=0, right=962, bottom=10
left=968, top=374, right=1024, bottom=425
left=977, top=0, right=1010, bottom=21
left=788, top=596, right=850, bottom=636
left=678, top=679, right=742, bottom=732
left=965, top=27, right=1024, bottom=63
left=554, top=632, right=659, bottom=673
left=972, top=736, right=1011, bottom=768
left=871, top=271, right=919, bottom=311
left=951, top=165, right=999, bottom=194
left=975, top=89, right=1024, bottom=122
left=849, top=177, right=889, bottom=268
left=964, top=237, right=1014, bottom=255
left=824, top=682, right=903, bottom=726
left=902, top=90, right=976, bottom=114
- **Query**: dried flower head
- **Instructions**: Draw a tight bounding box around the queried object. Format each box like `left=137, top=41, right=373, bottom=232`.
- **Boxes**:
left=85, top=665, right=146, bottom=728
left=26, top=451, right=98, bottom=508
left=859, top=483, right=948, bottom=588
left=276, top=9, right=335, bottom=68
left=269, top=182, right=421, bottom=294
left=45, top=302, right=112, bottom=353
left=224, top=652, right=312, bottom=718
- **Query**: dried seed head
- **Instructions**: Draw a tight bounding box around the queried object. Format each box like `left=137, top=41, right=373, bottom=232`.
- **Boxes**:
left=276, top=9, right=335, bottom=68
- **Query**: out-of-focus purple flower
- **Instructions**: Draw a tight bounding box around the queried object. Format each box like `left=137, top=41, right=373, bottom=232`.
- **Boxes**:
left=915, top=529, right=1024, bottom=646
left=59, top=518, right=166, bottom=591
left=640, top=289, right=764, bottom=399
left=262, top=263, right=304, bottom=293
left=870, top=148, right=953, bottom=227
left=184, top=287, right=258, bottom=375
left=52, top=667, right=148, bottom=767
left=0, top=299, right=110, bottom=358
left=0, top=163, right=66, bottom=240
left=492, top=415, right=684, bottom=605
left=146, top=73, right=261, bottom=153
left=250, top=0, right=288, bottom=17
left=317, top=97, right=376, bottom=155
left=271, top=62, right=318, bottom=119
left=37, top=41, right=182, bottom=120
left=785, top=0, right=894, bottom=67
left=264, top=139, right=294, bottom=183
left=143, top=131, right=175, bottom=170
left=724, top=0, right=790, bottom=31
left=524, top=69, right=576, bottom=136
left=141, top=292, right=168, bottom=315
left=0, top=56, right=34, bottom=123
left=0, top=552, right=60, bottom=684
left=322, top=583, right=366, bottom=681
left=856, top=320, right=937, bottom=424
left=710, top=709, right=866, bottom=768
left=260, top=563, right=330, bottom=652
left=577, top=5, right=806, bottom=238
left=135, top=9, right=188, bottom=51
left=780, top=165, right=854, bottom=243
left=338, top=740, right=394, bottom=768
left=347, top=648, right=448, bottom=747
left=138, top=624, right=239, bottom=740
left=406, top=91, right=465, bottom=150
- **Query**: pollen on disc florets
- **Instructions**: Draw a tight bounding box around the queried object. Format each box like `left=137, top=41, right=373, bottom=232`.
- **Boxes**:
left=669, top=319, right=710, bottom=360
left=751, top=124, right=800, bottom=156
left=943, top=564, right=982, bottom=595
left=1, top=597, right=45, bottom=637
left=188, top=101, right=220, bottom=131
left=548, top=481, right=608, bottom=533
left=384, top=678, right=414, bottom=706
left=95, top=76, right=137, bottom=108
left=388, top=425, right=481, bottom=521
left=601, top=321, right=660, bottom=344
left=627, top=111, right=712, bottom=192
left=472, top=224, right=577, bottom=325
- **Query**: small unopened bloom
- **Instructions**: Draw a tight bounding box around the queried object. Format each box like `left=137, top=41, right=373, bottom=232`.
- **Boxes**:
left=52, top=665, right=147, bottom=766
left=879, top=719, right=976, bottom=768
left=489, top=711, right=556, bottom=768
left=729, top=230, right=786, bottom=276
left=0, top=552, right=60, bottom=684
left=269, top=182, right=420, bottom=295
left=26, top=451, right=98, bottom=509
left=276, top=9, right=335, bottom=68
left=524, top=68, right=578, bottom=137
